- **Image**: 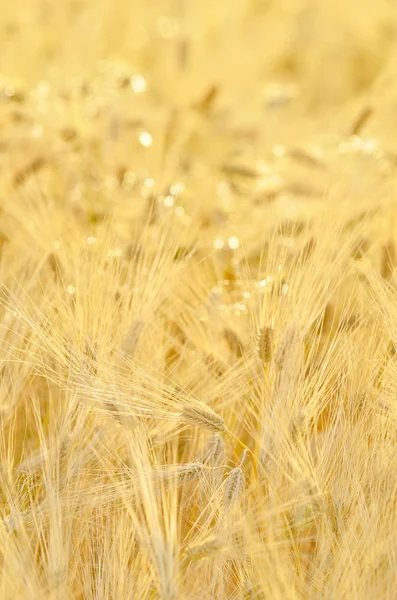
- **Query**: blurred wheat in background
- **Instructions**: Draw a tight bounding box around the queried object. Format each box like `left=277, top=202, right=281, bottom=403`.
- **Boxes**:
left=1, top=1, right=397, bottom=598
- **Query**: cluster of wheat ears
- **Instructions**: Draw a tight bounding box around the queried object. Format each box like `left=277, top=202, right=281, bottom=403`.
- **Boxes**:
left=1, top=1, right=397, bottom=599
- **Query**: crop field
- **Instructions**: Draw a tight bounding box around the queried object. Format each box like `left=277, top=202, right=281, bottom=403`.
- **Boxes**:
left=0, top=2, right=397, bottom=598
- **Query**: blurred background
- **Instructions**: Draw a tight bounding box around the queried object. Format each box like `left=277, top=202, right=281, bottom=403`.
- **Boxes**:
left=2, top=2, right=397, bottom=111
left=2, top=0, right=397, bottom=257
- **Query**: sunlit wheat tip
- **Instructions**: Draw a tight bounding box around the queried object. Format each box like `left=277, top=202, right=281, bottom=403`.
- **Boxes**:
left=3, top=514, right=18, bottom=533
left=259, top=443, right=273, bottom=474
left=184, top=536, right=225, bottom=560
left=153, top=462, right=205, bottom=486
left=202, top=433, right=225, bottom=466
left=223, top=467, right=245, bottom=510
left=275, top=326, right=297, bottom=370
left=349, top=104, right=373, bottom=136
left=103, top=398, right=137, bottom=428
left=224, top=327, right=244, bottom=358
left=203, top=352, right=227, bottom=377
left=223, top=451, right=247, bottom=510
left=301, top=475, right=323, bottom=511
left=289, top=410, right=305, bottom=443
left=258, top=326, right=272, bottom=365
left=381, top=241, right=396, bottom=281
left=299, top=236, right=316, bottom=264
left=122, top=318, right=145, bottom=355
left=181, top=403, right=227, bottom=432
left=178, top=462, right=206, bottom=483
left=329, top=501, right=347, bottom=536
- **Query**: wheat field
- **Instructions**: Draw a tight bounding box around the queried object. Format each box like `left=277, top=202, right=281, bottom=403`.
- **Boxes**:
left=1, top=1, right=397, bottom=598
